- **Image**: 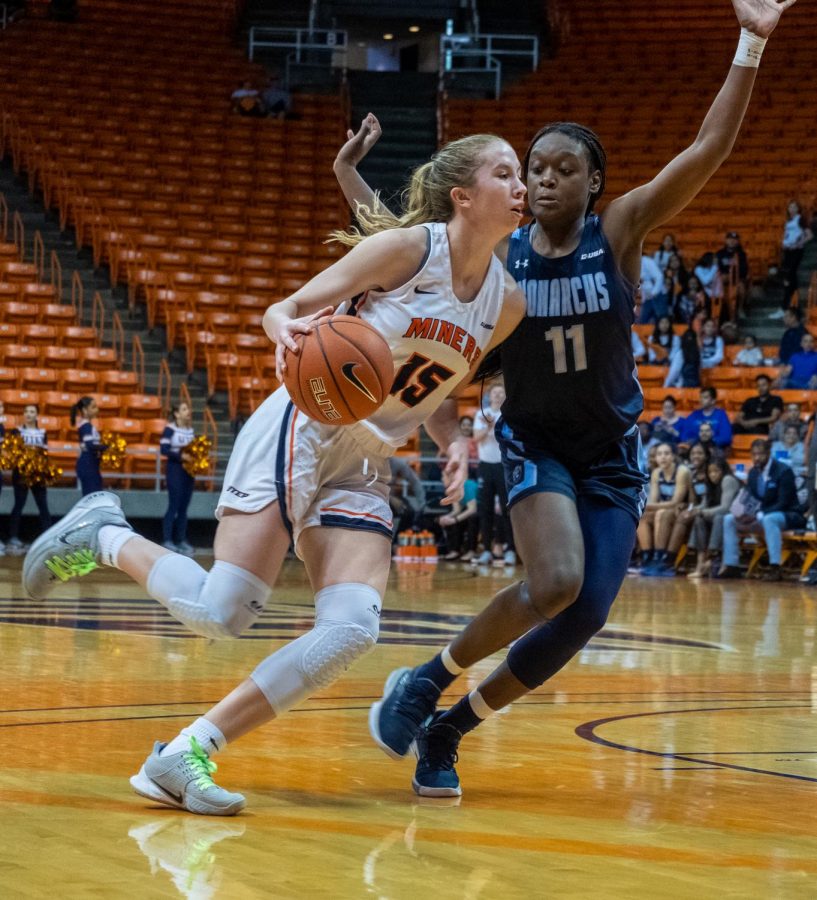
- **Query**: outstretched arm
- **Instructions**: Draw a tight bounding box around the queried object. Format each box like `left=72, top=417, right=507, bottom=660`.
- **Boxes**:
left=333, top=113, right=382, bottom=211
left=603, top=0, right=797, bottom=277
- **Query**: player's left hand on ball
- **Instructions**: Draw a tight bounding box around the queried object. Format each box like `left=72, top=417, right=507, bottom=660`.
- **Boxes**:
left=441, top=439, right=469, bottom=506
left=274, top=306, right=334, bottom=380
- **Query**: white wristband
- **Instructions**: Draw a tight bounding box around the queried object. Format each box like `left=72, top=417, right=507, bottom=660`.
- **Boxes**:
left=733, top=27, right=767, bottom=68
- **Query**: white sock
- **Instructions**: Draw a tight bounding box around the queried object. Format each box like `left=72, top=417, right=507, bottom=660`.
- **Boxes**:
left=467, top=689, right=495, bottom=720
left=98, top=525, right=137, bottom=568
left=441, top=645, right=464, bottom=675
left=160, top=717, right=227, bottom=757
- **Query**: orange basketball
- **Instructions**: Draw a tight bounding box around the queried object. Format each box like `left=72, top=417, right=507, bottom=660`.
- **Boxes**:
left=282, top=314, right=394, bottom=426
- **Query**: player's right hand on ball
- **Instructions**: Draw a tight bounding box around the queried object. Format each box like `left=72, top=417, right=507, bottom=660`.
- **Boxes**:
left=274, top=306, right=334, bottom=381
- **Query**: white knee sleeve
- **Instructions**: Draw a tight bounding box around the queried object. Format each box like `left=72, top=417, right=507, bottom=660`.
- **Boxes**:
left=250, top=583, right=381, bottom=715
left=146, top=555, right=272, bottom=639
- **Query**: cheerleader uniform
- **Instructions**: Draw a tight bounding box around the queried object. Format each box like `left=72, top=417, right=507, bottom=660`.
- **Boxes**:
left=161, top=421, right=195, bottom=548
left=76, top=418, right=105, bottom=495
left=9, top=425, right=52, bottom=542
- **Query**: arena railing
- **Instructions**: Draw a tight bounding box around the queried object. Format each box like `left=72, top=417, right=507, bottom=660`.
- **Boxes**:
left=439, top=32, right=539, bottom=99
left=247, top=26, right=348, bottom=84
left=1, top=6, right=6, bottom=30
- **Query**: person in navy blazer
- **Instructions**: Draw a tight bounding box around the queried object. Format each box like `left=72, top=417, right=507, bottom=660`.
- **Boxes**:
left=719, top=439, right=805, bottom=581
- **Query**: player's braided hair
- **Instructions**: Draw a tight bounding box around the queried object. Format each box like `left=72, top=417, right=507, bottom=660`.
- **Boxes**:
left=522, top=122, right=607, bottom=214
left=330, top=133, right=506, bottom=246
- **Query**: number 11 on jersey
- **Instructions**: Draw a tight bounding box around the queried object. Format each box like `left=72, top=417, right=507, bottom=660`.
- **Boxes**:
left=545, top=324, right=587, bottom=374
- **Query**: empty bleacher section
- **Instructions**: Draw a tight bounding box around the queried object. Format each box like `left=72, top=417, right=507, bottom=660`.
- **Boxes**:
left=0, top=0, right=350, bottom=503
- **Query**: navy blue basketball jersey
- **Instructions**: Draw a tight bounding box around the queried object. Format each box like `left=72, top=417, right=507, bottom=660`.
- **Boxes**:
left=501, top=215, right=643, bottom=464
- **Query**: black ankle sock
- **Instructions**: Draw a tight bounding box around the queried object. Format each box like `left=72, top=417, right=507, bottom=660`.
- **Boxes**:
left=437, top=695, right=483, bottom=736
left=414, top=653, right=457, bottom=693
left=640, top=549, right=653, bottom=564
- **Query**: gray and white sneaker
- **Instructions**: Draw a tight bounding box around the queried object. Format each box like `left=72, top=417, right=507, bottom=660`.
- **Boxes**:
left=6, top=537, right=27, bottom=556
left=130, top=738, right=246, bottom=816
left=22, top=491, right=132, bottom=600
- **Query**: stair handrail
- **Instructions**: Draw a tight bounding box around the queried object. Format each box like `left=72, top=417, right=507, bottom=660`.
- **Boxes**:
left=157, top=357, right=172, bottom=414
left=439, top=32, right=539, bottom=99
left=12, top=209, right=23, bottom=257
left=201, top=406, right=219, bottom=491
left=32, top=229, right=45, bottom=279
left=111, top=310, right=125, bottom=365
left=179, top=380, right=193, bottom=411
left=91, top=290, right=106, bottom=345
left=0, top=190, right=6, bottom=240
left=247, top=25, right=348, bottom=66
left=131, top=333, right=145, bottom=392
left=49, top=250, right=61, bottom=302
left=71, top=270, right=84, bottom=320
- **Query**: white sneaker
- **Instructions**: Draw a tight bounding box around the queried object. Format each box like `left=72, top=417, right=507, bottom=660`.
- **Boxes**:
left=162, top=541, right=179, bottom=552
left=6, top=537, right=27, bottom=556
left=768, top=309, right=786, bottom=319
left=177, top=541, right=195, bottom=556
left=503, top=550, right=517, bottom=566
left=475, top=550, right=493, bottom=566
left=0, top=539, right=6, bottom=556
left=22, top=491, right=132, bottom=600
left=130, top=738, right=245, bottom=816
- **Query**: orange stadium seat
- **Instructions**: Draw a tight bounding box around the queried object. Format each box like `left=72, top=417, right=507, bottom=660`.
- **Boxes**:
left=60, top=368, right=100, bottom=393
left=0, top=389, right=41, bottom=415
left=122, top=393, right=163, bottom=420
left=101, top=369, right=140, bottom=395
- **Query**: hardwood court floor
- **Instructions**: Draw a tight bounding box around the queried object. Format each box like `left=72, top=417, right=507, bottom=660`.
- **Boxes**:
left=2, top=555, right=816, bottom=899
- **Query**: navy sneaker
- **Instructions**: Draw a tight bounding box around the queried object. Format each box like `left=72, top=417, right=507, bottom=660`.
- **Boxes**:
left=369, top=667, right=439, bottom=760
left=412, top=713, right=462, bottom=798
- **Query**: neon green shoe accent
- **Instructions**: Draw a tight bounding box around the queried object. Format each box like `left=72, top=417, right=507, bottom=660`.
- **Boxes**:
left=44, top=548, right=99, bottom=582
left=185, top=737, right=219, bottom=791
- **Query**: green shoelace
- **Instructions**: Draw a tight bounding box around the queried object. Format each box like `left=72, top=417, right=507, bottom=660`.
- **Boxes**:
left=45, top=548, right=99, bottom=582
left=185, top=737, right=219, bottom=791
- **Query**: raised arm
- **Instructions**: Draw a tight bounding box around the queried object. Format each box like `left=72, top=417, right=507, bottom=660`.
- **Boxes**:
left=603, top=0, right=797, bottom=278
left=333, top=113, right=382, bottom=211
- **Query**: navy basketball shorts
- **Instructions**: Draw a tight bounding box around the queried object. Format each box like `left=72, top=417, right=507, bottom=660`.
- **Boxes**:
left=497, top=420, right=648, bottom=524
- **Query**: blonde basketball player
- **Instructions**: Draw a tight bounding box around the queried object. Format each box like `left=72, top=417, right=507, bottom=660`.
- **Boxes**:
left=22, top=134, right=526, bottom=815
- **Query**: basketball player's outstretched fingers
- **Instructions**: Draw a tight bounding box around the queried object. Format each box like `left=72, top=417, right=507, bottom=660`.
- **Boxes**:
left=731, top=0, right=797, bottom=38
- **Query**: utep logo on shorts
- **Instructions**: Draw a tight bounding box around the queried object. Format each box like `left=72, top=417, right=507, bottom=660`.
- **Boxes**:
left=226, top=485, right=250, bottom=498
left=308, top=376, right=342, bottom=421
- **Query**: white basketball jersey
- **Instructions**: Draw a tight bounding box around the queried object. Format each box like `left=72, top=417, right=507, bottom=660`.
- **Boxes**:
left=340, top=222, right=506, bottom=450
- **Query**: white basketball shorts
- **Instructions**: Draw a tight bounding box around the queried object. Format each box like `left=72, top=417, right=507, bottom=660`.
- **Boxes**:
left=216, top=387, right=394, bottom=553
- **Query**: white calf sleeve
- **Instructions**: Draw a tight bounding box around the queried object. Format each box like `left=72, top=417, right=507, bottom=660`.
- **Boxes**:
left=250, top=583, right=381, bottom=715
left=146, top=555, right=272, bottom=639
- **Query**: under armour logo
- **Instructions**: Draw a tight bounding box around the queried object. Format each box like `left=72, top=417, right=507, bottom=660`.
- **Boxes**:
left=514, top=259, right=529, bottom=269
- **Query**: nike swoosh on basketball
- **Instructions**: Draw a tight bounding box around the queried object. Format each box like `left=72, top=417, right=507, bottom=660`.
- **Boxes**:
left=341, top=362, right=378, bottom=403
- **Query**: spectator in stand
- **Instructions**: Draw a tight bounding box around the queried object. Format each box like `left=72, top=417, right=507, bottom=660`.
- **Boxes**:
left=653, top=233, right=678, bottom=273
left=7, top=404, right=51, bottom=554
left=694, top=252, right=723, bottom=305
left=260, top=75, right=291, bottom=120
left=0, top=400, right=4, bottom=555
left=772, top=200, right=813, bottom=317
left=640, top=253, right=664, bottom=312
left=651, top=396, right=685, bottom=447
left=715, top=231, right=749, bottom=320
left=733, top=333, right=764, bottom=367
left=665, top=252, right=689, bottom=299
left=771, top=423, right=806, bottom=473
left=674, top=274, right=710, bottom=326
left=231, top=80, right=265, bottom=118
left=439, top=477, right=479, bottom=561
left=161, top=403, right=195, bottom=555
left=732, top=374, right=783, bottom=435
left=696, top=421, right=719, bottom=458
left=664, top=327, right=701, bottom=388
left=769, top=401, right=806, bottom=443
left=637, top=421, right=653, bottom=473
left=631, top=330, right=646, bottom=363
left=718, top=439, right=805, bottom=581
left=699, top=317, right=724, bottom=369
left=681, top=387, right=732, bottom=449
left=639, top=274, right=674, bottom=324
left=636, top=442, right=692, bottom=576
left=781, top=332, right=817, bottom=389
left=458, top=414, right=478, bottom=474
left=71, top=396, right=104, bottom=495
left=687, top=457, right=741, bottom=578
left=777, top=306, right=807, bottom=364
left=473, top=384, right=515, bottom=566
left=648, top=315, right=680, bottom=367
left=663, top=440, right=712, bottom=576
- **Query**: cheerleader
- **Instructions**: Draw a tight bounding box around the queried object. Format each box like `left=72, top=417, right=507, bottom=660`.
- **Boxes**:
left=7, top=404, right=51, bottom=553
left=161, top=402, right=195, bottom=554
left=71, top=396, right=104, bottom=495
left=0, top=399, right=5, bottom=556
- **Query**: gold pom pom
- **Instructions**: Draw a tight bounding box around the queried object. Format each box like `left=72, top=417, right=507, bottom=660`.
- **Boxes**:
left=0, top=431, right=25, bottom=470
left=17, top=446, right=63, bottom=487
left=182, top=435, right=212, bottom=477
left=100, top=431, right=127, bottom=471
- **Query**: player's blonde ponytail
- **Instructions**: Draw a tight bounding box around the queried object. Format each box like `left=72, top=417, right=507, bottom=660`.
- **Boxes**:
left=330, top=134, right=505, bottom=247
